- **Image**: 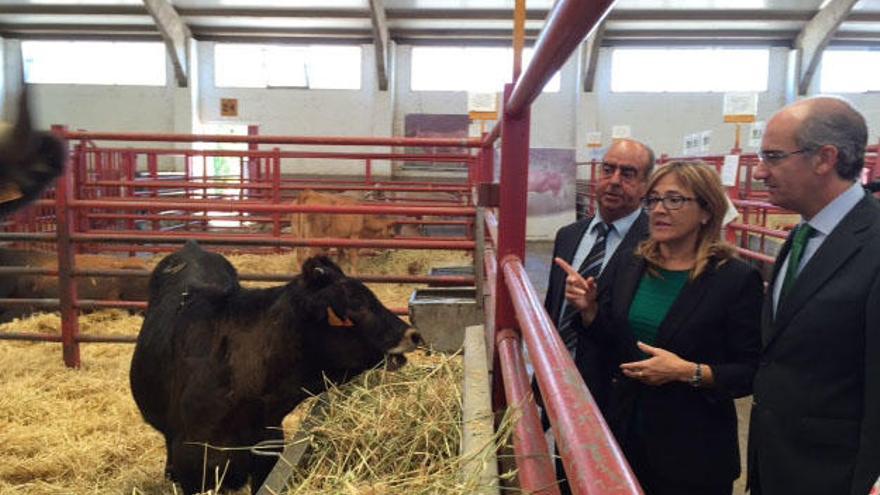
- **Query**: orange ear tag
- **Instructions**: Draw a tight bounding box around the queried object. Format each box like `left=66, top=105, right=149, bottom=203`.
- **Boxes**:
left=327, top=307, right=354, bottom=327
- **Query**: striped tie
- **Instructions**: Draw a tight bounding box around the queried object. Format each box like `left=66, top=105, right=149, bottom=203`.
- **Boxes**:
left=557, top=222, right=611, bottom=356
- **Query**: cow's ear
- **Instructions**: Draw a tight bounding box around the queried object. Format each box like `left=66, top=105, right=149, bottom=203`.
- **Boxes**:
left=326, top=306, right=354, bottom=327
left=301, top=255, right=344, bottom=288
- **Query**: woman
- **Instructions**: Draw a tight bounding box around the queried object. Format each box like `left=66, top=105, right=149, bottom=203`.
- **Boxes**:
left=556, top=161, right=762, bottom=495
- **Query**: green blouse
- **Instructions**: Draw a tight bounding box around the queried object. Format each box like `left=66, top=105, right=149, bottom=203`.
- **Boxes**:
left=627, top=268, right=690, bottom=349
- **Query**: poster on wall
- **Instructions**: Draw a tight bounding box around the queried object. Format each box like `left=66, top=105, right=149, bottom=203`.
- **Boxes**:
left=403, top=114, right=470, bottom=171
left=493, top=147, right=577, bottom=240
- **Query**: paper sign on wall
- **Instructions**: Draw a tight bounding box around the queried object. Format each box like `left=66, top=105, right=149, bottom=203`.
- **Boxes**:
left=611, top=125, right=631, bottom=140
left=468, top=92, right=498, bottom=112
left=700, top=130, right=712, bottom=154
left=749, top=121, right=766, bottom=148
left=721, top=154, right=740, bottom=187
left=723, top=92, right=758, bottom=123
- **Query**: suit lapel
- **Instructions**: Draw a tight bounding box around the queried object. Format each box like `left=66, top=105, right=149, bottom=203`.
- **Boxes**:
left=768, top=197, right=875, bottom=346
left=548, top=218, right=593, bottom=322
left=612, top=256, right=645, bottom=362
left=654, top=266, right=713, bottom=348
left=598, top=211, right=649, bottom=287
left=562, top=219, right=592, bottom=267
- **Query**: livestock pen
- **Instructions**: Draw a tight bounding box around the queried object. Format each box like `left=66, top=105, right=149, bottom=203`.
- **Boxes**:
left=0, top=129, right=487, bottom=493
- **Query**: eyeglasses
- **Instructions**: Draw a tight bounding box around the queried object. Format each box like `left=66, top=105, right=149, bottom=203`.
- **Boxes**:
left=757, top=148, right=813, bottom=164
left=601, top=162, right=641, bottom=182
left=643, top=195, right=699, bottom=211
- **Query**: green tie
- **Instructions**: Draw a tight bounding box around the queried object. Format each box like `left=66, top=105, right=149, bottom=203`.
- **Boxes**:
left=780, top=224, right=815, bottom=301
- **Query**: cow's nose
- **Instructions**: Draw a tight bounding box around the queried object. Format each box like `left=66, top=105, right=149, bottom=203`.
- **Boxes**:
left=389, top=328, right=422, bottom=354
left=406, top=328, right=424, bottom=347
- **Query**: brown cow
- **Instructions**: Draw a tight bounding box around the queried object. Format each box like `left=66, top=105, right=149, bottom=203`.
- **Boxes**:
left=291, top=190, right=395, bottom=274
left=0, top=248, right=149, bottom=321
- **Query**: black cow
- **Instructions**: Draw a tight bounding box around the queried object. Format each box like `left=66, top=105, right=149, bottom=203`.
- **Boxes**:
left=129, top=241, right=421, bottom=494
left=0, top=83, right=65, bottom=216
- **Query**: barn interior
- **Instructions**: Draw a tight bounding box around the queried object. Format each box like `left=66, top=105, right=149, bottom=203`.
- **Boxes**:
left=1, top=0, right=879, bottom=494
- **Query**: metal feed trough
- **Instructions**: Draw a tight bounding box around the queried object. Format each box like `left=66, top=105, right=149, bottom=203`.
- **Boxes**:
left=408, top=287, right=482, bottom=353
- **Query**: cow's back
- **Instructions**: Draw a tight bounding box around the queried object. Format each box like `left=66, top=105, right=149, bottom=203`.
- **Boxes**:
left=129, top=242, right=238, bottom=435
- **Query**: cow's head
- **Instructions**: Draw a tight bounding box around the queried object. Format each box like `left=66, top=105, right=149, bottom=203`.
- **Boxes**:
left=299, top=255, right=421, bottom=371
left=0, top=83, right=65, bottom=217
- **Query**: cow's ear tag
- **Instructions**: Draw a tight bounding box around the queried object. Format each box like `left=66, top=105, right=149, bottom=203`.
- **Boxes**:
left=326, top=307, right=354, bottom=327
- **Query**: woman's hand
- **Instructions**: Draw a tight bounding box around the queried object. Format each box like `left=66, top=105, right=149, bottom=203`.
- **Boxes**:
left=554, top=257, right=599, bottom=325
left=620, top=342, right=695, bottom=386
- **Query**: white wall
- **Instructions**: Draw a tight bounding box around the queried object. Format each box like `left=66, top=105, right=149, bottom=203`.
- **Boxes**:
left=198, top=41, right=394, bottom=176
left=393, top=44, right=579, bottom=149
left=4, top=37, right=880, bottom=235
left=2, top=40, right=177, bottom=133
left=6, top=39, right=880, bottom=152
left=588, top=47, right=790, bottom=157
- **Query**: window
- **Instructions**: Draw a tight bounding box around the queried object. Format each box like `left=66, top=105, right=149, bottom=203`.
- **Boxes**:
left=214, top=44, right=361, bottom=90
left=820, top=50, right=880, bottom=93
left=410, top=46, right=561, bottom=92
left=611, top=48, right=769, bottom=92
left=22, top=41, right=166, bottom=86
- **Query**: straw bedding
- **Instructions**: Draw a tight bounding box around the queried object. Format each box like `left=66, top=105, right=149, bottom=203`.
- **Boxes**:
left=0, top=248, right=491, bottom=495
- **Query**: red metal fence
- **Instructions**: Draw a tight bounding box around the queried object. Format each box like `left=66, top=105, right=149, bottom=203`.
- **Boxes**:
left=0, top=130, right=480, bottom=367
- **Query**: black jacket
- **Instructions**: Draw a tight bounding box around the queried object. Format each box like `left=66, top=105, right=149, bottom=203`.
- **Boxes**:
left=587, top=255, right=762, bottom=486
left=748, top=193, right=880, bottom=495
left=543, top=212, right=649, bottom=412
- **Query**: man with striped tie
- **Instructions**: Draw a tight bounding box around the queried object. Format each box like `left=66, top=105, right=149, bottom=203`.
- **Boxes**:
left=543, top=138, right=654, bottom=414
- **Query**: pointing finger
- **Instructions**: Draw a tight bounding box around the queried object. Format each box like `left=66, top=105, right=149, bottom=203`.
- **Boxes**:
left=554, top=257, right=582, bottom=279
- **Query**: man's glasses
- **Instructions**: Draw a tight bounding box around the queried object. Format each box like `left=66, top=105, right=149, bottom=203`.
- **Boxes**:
left=757, top=148, right=813, bottom=164
left=601, top=162, right=641, bottom=182
left=643, top=194, right=699, bottom=211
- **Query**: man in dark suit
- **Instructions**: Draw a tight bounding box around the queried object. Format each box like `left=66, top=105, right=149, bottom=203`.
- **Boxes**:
left=537, top=138, right=653, bottom=494
left=544, top=138, right=653, bottom=412
left=748, top=97, right=880, bottom=495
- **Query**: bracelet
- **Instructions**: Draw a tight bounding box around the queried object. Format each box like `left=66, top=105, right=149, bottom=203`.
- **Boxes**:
left=689, top=363, right=703, bottom=388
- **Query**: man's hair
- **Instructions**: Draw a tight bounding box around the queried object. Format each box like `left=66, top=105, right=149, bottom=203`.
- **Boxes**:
left=610, top=138, right=656, bottom=180
left=795, top=97, right=867, bottom=181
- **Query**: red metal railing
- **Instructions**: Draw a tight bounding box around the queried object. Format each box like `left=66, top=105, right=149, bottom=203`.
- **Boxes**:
left=481, top=0, right=642, bottom=493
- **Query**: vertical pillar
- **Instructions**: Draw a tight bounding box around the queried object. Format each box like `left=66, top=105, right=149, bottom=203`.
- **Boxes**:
left=53, top=125, right=80, bottom=368
left=494, top=84, right=530, bottom=335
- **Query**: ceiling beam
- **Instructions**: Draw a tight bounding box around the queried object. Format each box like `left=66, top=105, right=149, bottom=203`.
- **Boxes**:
left=581, top=20, right=605, bottom=92
left=142, top=0, right=192, bottom=87
left=793, top=0, right=860, bottom=95
left=368, top=0, right=390, bottom=91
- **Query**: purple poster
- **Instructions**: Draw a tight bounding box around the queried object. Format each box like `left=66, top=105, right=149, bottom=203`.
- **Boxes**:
left=403, top=114, right=470, bottom=170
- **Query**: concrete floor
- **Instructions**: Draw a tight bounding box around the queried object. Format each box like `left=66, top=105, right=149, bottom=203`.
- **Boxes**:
left=523, top=240, right=750, bottom=495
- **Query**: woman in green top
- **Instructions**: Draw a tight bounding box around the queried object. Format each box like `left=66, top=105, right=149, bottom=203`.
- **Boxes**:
left=556, top=161, right=762, bottom=495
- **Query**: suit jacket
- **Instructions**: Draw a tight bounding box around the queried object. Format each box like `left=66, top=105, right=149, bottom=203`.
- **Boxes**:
left=748, top=193, right=880, bottom=495
left=543, top=211, right=649, bottom=411
left=588, top=255, right=762, bottom=486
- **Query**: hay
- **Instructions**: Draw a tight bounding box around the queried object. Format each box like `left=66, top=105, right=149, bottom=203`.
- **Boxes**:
left=0, top=311, right=166, bottom=495
left=0, top=249, right=480, bottom=495
left=282, top=351, right=515, bottom=495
